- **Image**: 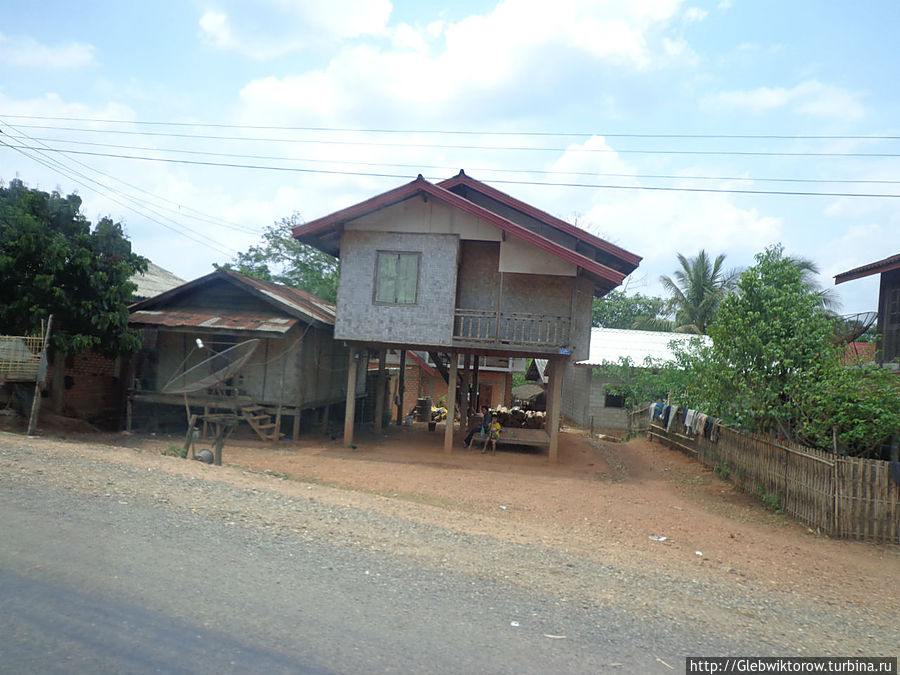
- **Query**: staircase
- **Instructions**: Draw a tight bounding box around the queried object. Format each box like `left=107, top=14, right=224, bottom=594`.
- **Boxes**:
left=240, top=404, right=280, bottom=442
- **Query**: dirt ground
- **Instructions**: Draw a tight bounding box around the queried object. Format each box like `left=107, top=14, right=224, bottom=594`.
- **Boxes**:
left=7, top=412, right=899, bottom=613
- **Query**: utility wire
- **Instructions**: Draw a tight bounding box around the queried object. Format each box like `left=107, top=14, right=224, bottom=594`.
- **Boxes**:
left=0, top=128, right=239, bottom=256
left=7, top=123, right=900, bottom=158
left=1, top=122, right=257, bottom=235
left=3, top=113, right=899, bottom=141
left=25, top=135, right=900, bottom=186
left=5, top=143, right=899, bottom=198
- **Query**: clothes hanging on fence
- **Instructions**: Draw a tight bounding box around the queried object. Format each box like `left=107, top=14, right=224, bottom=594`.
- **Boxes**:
left=709, top=417, right=721, bottom=443
left=695, top=412, right=708, bottom=437
left=685, top=409, right=699, bottom=435
left=666, top=406, right=678, bottom=432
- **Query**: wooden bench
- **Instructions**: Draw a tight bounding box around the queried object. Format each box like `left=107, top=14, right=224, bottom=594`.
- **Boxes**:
left=472, top=427, right=551, bottom=448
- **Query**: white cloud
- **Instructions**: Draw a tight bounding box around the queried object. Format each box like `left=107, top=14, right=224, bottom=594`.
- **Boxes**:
left=706, top=79, right=866, bottom=120
left=0, top=33, right=95, bottom=68
left=493, top=138, right=782, bottom=297
left=235, top=0, right=691, bottom=124
left=198, top=0, right=393, bottom=59
left=684, top=7, right=708, bottom=22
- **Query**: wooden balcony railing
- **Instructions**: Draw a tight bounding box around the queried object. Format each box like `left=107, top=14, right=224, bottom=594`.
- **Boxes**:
left=453, top=309, right=571, bottom=349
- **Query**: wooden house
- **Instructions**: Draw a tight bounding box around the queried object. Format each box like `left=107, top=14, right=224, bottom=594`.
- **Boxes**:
left=127, top=269, right=362, bottom=439
left=293, top=172, right=641, bottom=459
left=835, top=253, right=900, bottom=370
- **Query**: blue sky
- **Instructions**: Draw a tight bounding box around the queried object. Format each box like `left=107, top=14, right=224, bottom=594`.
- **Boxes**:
left=2, top=0, right=898, bottom=312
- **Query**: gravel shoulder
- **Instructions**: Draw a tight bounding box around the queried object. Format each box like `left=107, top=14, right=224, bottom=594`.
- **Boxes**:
left=1, top=425, right=897, bottom=657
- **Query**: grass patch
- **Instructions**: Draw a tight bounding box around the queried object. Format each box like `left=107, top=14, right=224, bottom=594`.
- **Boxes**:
left=161, top=443, right=187, bottom=459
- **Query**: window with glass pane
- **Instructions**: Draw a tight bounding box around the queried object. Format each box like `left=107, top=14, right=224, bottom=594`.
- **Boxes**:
left=375, top=251, right=419, bottom=304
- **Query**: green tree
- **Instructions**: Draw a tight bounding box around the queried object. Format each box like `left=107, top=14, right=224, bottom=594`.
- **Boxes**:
left=690, top=245, right=899, bottom=455
left=0, top=179, right=147, bottom=356
left=702, top=246, right=835, bottom=438
left=591, top=291, right=667, bottom=329
left=648, top=250, right=739, bottom=334
left=219, top=214, right=338, bottom=303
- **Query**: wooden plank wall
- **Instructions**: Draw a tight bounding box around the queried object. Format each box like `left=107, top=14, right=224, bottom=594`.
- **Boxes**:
left=641, top=409, right=899, bottom=544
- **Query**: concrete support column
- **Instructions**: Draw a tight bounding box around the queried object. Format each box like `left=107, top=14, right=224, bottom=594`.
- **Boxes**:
left=374, top=349, right=386, bottom=431
left=443, top=350, right=458, bottom=454
left=343, top=345, right=358, bottom=446
left=547, top=356, right=564, bottom=463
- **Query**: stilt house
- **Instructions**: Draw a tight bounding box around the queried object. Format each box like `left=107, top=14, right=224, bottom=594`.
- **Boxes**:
left=293, top=172, right=641, bottom=459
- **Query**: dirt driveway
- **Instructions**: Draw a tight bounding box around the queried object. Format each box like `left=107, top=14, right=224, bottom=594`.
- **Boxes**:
left=24, top=416, right=898, bottom=616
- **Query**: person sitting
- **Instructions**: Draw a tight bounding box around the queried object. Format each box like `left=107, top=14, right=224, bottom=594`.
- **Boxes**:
left=464, top=405, right=492, bottom=448
left=482, top=417, right=502, bottom=456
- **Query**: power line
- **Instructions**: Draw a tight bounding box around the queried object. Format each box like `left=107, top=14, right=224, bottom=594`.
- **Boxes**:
left=25, top=135, right=900, bottom=186
left=0, top=129, right=239, bottom=257
left=5, top=143, right=899, bottom=198
left=7, top=123, right=900, bottom=158
left=3, top=113, right=899, bottom=141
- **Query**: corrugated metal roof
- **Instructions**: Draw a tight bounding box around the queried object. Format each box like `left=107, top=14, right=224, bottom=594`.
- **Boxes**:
left=576, top=327, right=711, bottom=367
left=131, top=262, right=186, bottom=299
left=224, top=270, right=336, bottom=325
left=129, top=269, right=336, bottom=328
left=130, top=309, right=298, bottom=334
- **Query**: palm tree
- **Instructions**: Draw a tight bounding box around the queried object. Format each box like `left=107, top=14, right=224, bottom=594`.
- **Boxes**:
left=636, top=250, right=738, bottom=334
left=783, top=254, right=841, bottom=314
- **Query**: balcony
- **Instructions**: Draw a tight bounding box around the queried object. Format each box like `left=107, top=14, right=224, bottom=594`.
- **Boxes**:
left=453, top=309, right=571, bottom=352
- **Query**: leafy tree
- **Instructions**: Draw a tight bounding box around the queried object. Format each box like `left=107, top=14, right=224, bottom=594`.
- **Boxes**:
left=638, top=250, right=738, bottom=334
left=689, top=245, right=899, bottom=456
left=219, top=214, right=338, bottom=303
left=593, top=245, right=900, bottom=457
left=0, top=179, right=147, bottom=356
left=702, top=245, right=836, bottom=438
left=591, top=291, right=667, bottom=329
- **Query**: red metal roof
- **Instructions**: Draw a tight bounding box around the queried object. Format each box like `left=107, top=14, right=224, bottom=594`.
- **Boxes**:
left=834, top=253, right=900, bottom=284
left=293, top=174, right=635, bottom=287
left=438, top=171, right=641, bottom=267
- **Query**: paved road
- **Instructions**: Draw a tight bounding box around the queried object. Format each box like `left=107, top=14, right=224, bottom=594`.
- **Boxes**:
left=0, top=479, right=760, bottom=674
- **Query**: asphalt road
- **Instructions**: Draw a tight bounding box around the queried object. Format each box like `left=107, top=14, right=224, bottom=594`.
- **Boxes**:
left=0, top=478, right=767, bottom=674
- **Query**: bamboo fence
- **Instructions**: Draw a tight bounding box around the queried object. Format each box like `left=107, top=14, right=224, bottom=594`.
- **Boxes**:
left=633, top=408, right=899, bottom=544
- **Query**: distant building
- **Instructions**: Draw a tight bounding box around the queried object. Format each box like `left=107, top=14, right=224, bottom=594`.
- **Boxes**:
left=131, top=261, right=186, bottom=301
left=572, top=328, right=711, bottom=435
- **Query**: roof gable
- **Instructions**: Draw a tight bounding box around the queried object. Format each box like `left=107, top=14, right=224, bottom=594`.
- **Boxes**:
left=439, top=171, right=641, bottom=274
left=293, top=173, right=640, bottom=290
left=129, top=269, right=335, bottom=326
